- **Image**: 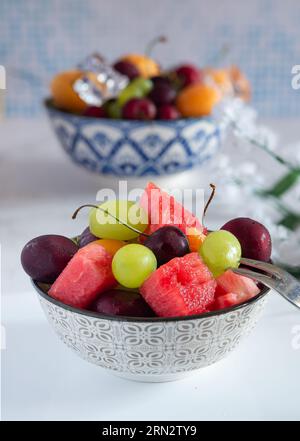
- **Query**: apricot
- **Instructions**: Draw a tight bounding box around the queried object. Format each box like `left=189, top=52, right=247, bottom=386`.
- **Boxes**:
left=95, top=239, right=126, bottom=257
left=228, top=65, right=251, bottom=102
left=186, top=227, right=207, bottom=252
left=121, top=54, right=160, bottom=79
left=50, top=70, right=87, bottom=113
left=176, top=83, right=221, bottom=118
left=204, top=68, right=233, bottom=96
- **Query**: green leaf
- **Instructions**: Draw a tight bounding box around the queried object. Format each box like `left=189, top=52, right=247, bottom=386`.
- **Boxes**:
left=261, top=169, right=300, bottom=198
left=278, top=211, right=300, bottom=230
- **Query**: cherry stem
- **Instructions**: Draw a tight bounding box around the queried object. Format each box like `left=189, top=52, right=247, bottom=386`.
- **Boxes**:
left=210, top=44, right=230, bottom=66
left=145, top=35, right=167, bottom=58
left=72, top=204, right=150, bottom=238
left=203, top=184, right=216, bottom=221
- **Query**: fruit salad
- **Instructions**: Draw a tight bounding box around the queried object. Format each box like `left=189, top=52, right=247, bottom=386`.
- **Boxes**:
left=50, top=39, right=251, bottom=120
left=21, top=183, right=271, bottom=318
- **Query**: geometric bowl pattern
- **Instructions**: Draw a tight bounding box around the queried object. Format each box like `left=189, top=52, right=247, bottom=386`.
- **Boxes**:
left=45, top=100, right=222, bottom=177
left=34, top=281, right=269, bottom=382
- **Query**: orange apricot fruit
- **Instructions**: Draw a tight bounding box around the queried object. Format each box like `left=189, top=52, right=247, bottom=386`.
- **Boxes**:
left=121, top=54, right=160, bottom=78
left=176, top=83, right=221, bottom=118
left=50, top=70, right=87, bottom=113
left=95, top=239, right=126, bottom=257
left=186, top=227, right=207, bottom=252
left=228, top=65, right=251, bottom=102
left=204, top=68, right=233, bottom=96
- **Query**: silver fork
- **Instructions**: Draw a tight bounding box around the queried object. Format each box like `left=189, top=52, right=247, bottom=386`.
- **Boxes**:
left=233, top=258, right=300, bottom=310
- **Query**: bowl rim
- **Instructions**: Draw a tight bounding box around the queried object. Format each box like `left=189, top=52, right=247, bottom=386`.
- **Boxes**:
left=32, top=278, right=270, bottom=323
left=43, top=98, right=215, bottom=124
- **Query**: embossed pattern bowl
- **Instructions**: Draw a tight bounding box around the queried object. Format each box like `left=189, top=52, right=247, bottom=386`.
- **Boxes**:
left=33, top=281, right=270, bottom=382
left=45, top=100, right=222, bottom=177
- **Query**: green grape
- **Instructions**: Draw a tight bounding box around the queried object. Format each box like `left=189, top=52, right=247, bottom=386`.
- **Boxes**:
left=106, top=100, right=122, bottom=119
left=89, top=200, right=148, bottom=241
left=199, top=230, right=241, bottom=278
left=131, top=78, right=153, bottom=95
left=118, top=83, right=143, bottom=107
left=112, top=244, right=157, bottom=288
left=117, top=77, right=152, bottom=107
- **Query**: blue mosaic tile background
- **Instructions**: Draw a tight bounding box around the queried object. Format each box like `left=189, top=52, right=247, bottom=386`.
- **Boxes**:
left=1, top=0, right=299, bottom=117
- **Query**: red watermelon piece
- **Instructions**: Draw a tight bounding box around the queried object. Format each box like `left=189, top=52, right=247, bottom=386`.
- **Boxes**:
left=213, top=293, right=243, bottom=310
left=217, top=270, right=260, bottom=298
left=139, top=182, right=205, bottom=238
left=49, top=242, right=117, bottom=308
left=213, top=270, right=260, bottom=311
left=140, top=253, right=216, bottom=317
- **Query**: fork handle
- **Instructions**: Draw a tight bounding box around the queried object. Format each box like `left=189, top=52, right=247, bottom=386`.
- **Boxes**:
left=277, top=272, right=300, bottom=309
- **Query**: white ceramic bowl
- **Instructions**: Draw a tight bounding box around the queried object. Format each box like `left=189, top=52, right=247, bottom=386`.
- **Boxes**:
left=33, top=281, right=269, bottom=382
left=45, top=100, right=222, bottom=177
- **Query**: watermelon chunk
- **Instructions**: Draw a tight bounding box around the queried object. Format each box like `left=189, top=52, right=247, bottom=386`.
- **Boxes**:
left=213, top=293, right=243, bottom=310
left=213, top=270, right=260, bottom=311
left=214, top=283, right=228, bottom=298
left=217, top=270, right=260, bottom=298
left=49, top=242, right=117, bottom=308
left=140, top=253, right=216, bottom=317
left=139, top=182, right=205, bottom=238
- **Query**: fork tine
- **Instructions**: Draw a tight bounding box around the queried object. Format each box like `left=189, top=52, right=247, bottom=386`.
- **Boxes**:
left=232, top=267, right=277, bottom=290
left=240, top=258, right=283, bottom=278
left=234, top=265, right=300, bottom=310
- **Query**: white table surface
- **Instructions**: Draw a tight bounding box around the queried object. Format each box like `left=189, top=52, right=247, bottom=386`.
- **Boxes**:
left=1, top=117, right=300, bottom=421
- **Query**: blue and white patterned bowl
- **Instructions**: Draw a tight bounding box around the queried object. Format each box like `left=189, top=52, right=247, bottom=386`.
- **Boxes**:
left=45, top=100, right=222, bottom=177
left=33, top=280, right=269, bottom=382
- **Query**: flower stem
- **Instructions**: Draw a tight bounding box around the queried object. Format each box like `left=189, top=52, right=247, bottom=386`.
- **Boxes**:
left=231, top=120, right=296, bottom=171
